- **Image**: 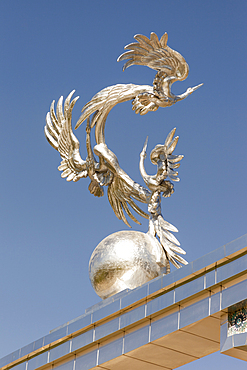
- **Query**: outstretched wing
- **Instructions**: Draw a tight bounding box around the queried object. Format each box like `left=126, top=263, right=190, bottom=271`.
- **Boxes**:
left=94, top=143, right=151, bottom=227
left=44, top=91, right=88, bottom=182
left=117, top=32, right=189, bottom=82
left=75, top=83, right=152, bottom=143
left=108, top=176, right=149, bottom=227
left=150, top=128, right=184, bottom=183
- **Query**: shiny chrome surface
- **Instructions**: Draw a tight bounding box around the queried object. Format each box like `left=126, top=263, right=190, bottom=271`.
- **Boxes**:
left=89, top=230, right=167, bottom=299
left=44, top=32, right=203, bottom=295
left=140, top=127, right=187, bottom=270
left=44, top=91, right=151, bottom=225
left=44, top=32, right=202, bottom=230
left=76, top=32, right=202, bottom=134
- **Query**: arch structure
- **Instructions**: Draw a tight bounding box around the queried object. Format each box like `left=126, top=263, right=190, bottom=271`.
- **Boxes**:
left=1, top=234, right=247, bottom=370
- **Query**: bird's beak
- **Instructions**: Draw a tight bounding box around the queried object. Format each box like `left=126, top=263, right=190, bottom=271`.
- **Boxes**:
left=190, top=83, right=203, bottom=93
left=140, top=136, right=148, bottom=157
left=142, top=136, right=148, bottom=152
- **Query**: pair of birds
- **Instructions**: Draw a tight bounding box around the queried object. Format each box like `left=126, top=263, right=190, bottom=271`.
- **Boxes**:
left=44, top=32, right=202, bottom=268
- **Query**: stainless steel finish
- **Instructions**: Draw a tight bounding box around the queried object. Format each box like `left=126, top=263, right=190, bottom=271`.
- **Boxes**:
left=89, top=230, right=166, bottom=299
left=44, top=32, right=202, bottom=297
left=139, top=127, right=187, bottom=270
left=44, top=91, right=150, bottom=225
left=75, top=32, right=202, bottom=138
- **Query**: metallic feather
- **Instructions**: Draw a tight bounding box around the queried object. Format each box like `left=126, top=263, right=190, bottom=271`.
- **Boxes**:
left=44, top=91, right=88, bottom=182
left=44, top=32, right=199, bottom=272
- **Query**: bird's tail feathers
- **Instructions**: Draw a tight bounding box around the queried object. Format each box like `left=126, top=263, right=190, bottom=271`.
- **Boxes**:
left=149, top=214, right=187, bottom=269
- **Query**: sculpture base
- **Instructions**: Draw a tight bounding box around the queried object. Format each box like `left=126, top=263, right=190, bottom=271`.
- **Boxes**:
left=89, top=230, right=167, bottom=299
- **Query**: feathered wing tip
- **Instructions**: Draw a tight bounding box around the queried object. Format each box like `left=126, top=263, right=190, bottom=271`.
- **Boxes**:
left=150, top=128, right=184, bottom=183
left=117, top=32, right=188, bottom=81
left=150, top=128, right=186, bottom=268
left=44, top=90, right=78, bottom=148
left=107, top=178, right=149, bottom=228
left=149, top=214, right=187, bottom=269
left=164, top=127, right=184, bottom=183
left=88, top=180, right=104, bottom=197
left=117, top=32, right=168, bottom=71
left=44, top=91, right=88, bottom=182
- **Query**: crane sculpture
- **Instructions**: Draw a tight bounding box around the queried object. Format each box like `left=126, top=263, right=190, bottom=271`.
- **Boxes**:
left=75, top=32, right=202, bottom=144
left=44, top=32, right=202, bottom=294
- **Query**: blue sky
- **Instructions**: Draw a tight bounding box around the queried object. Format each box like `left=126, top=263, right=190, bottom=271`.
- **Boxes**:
left=0, top=1, right=246, bottom=368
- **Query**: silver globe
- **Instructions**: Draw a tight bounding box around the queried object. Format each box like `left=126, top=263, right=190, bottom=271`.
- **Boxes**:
left=89, top=230, right=167, bottom=299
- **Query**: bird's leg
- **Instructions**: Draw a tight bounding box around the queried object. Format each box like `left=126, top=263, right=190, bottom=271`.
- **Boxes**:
left=85, top=118, right=95, bottom=176
left=148, top=190, right=162, bottom=216
left=85, top=118, right=104, bottom=197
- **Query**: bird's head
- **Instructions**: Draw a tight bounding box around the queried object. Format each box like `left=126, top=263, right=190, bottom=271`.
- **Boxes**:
left=174, top=83, right=203, bottom=101
left=186, top=83, right=204, bottom=95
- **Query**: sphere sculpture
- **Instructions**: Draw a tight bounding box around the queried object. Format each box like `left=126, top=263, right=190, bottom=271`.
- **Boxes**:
left=89, top=230, right=167, bottom=299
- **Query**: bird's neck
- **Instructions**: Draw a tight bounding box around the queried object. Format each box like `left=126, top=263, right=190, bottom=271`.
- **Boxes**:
left=175, top=89, right=191, bottom=101
left=153, top=72, right=193, bottom=103
left=139, top=153, right=150, bottom=186
left=153, top=72, right=176, bottom=99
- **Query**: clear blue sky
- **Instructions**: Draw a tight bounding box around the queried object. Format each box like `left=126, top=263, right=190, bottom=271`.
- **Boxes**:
left=0, top=1, right=246, bottom=368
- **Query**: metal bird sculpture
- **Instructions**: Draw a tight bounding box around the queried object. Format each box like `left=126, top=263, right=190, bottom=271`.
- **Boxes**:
left=75, top=32, right=202, bottom=144
left=44, top=91, right=186, bottom=267
left=45, top=32, right=202, bottom=271
left=139, top=128, right=186, bottom=270
left=45, top=91, right=151, bottom=227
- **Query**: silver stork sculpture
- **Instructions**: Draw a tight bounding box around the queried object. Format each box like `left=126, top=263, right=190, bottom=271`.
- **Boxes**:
left=44, top=32, right=202, bottom=297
